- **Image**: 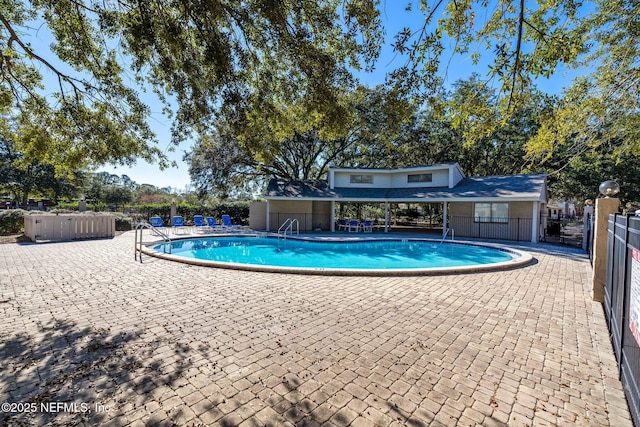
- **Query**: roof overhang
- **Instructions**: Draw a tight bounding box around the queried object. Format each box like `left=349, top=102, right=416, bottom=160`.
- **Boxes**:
left=265, top=173, right=547, bottom=203
left=265, top=196, right=543, bottom=203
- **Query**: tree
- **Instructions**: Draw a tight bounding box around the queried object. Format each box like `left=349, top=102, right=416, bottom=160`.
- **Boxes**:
left=393, top=76, right=551, bottom=177
left=541, top=146, right=640, bottom=207
left=525, top=0, right=640, bottom=164
left=103, top=185, right=133, bottom=210
left=185, top=85, right=417, bottom=196
left=1, top=1, right=383, bottom=173
left=388, top=0, right=638, bottom=168
left=390, top=0, right=586, bottom=113
left=0, top=120, right=80, bottom=204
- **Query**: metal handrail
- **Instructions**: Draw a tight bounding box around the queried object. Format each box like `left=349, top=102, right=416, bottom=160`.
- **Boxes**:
left=277, top=218, right=299, bottom=239
left=288, top=219, right=299, bottom=236
left=441, top=227, right=454, bottom=243
left=277, top=218, right=292, bottom=235
left=135, top=222, right=171, bottom=262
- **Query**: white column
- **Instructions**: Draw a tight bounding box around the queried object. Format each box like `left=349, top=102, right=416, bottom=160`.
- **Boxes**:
left=384, top=202, right=390, bottom=233
left=531, top=201, right=540, bottom=243
left=331, top=201, right=335, bottom=232
left=266, top=201, right=270, bottom=231
left=442, top=202, right=448, bottom=238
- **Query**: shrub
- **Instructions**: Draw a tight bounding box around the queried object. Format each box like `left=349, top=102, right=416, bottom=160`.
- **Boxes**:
left=133, top=201, right=250, bottom=226
left=110, top=213, right=134, bottom=231
left=0, top=209, right=27, bottom=234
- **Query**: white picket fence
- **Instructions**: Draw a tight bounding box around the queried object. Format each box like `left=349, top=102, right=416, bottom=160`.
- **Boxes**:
left=24, top=215, right=116, bottom=242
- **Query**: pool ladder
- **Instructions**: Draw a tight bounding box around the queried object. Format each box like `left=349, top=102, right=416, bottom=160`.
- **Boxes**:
left=441, top=228, right=454, bottom=243
left=135, top=222, right=172, bottom=262
left=278, top=218, right=299, bottom=239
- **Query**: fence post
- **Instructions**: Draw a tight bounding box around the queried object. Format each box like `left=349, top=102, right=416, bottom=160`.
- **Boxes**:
left=583, top=204, right=594, bottom=250
left=592, top=197, right=620, bottom=302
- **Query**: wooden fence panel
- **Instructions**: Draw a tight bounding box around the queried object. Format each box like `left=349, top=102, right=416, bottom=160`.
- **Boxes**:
left=24, top=215, right=115, bottom=242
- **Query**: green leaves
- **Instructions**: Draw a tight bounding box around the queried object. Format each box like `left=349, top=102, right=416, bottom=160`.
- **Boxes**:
left=1, top=0, right=384, bottom=174
left=525, top=0, right=640, bottom=167
left=390, top=0, right=586, bottom=116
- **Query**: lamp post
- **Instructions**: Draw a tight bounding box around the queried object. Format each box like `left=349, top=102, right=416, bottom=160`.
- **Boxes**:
left=598, top=180, right=620, bottom=198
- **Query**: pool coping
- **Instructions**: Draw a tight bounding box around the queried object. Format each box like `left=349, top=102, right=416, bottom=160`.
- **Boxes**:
left=138, top=233, right=535, bottom=276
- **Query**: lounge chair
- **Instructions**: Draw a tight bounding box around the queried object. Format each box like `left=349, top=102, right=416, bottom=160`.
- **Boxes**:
left=193, top=215, right=210, bottom=233
left=361, top=219, right=373, bottom=233
left=149, top=216, right=166, bottom=235
left=206, top=216, right=224, bottom=232
left=150, top=216, right=163, bottom=227
left=337, top=218, right=348, bottom=231
left=172, top=215, right=189, bottom=234
left=221, top=214, right=242, bottom=231
left=348, top=219, right=360, bottom=232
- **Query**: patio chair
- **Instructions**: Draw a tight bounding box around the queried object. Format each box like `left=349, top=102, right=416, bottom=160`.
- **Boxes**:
left=348, top=219, right=360, bottom=232
left=361, top=219, right=373, bottom=233
left=150, top=216, right=163, bottom=226
left=337, top=218, right=348, bottom=231
left=221, top=214, right=242, bottom=231
left=193, top=215, right=211, bottom=233
left=149, top=216, right=166, bottom=235
left=172, top=215, right=189, bottom=235
left=206, top=216, right=224, bottom=232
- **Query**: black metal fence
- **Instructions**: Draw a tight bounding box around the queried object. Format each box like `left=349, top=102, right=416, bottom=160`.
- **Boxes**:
left=586, top=213, right=594, bottom=263
left=604, top=214, right=640, bottom=427
left=449, top=216, right=534, bottom=242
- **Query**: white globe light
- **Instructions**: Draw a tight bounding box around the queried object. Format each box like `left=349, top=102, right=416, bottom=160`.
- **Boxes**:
left=599, top=180, right=620, bottom=197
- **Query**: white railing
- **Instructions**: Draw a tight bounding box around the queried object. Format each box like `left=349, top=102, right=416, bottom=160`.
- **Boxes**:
left=24, top=214, right=115, bottom=242
left=441, top=228, right=454, bottom=243
left=135, top=222, right=171, bottom=262
left=277, top=218, right=299, bottom=239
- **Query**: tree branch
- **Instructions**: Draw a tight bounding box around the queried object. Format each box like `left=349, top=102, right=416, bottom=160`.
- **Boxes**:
left=0, top=12, right=87, bottom=99
left=508, top=0, right=526, bottom=113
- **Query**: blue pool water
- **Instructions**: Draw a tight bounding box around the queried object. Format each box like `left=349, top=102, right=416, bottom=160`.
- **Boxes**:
left=153, top=237, right=517, bottom=270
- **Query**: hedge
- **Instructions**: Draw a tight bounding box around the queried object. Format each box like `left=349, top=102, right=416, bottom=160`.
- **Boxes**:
left=0, top=201, right=251, bottom=233
left=136, top=202, right=250, bottom=226
left=0, top=210, right=134, bottom=234
left=0, top=209, right=27, bottom=234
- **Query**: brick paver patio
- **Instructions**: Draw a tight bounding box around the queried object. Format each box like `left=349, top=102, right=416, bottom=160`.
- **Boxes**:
left=0, top=231, right=633, bottom=426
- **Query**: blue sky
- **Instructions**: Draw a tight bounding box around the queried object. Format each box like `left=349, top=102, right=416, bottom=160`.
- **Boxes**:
left=32, top=3, right=584, bottom=191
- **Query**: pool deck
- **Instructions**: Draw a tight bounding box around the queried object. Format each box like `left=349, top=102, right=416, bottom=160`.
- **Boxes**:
left=0, top=230, right=633, bottom=426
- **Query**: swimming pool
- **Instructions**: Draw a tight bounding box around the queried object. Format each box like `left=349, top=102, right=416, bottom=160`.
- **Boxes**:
left=146, top=236, right=532, bottom=275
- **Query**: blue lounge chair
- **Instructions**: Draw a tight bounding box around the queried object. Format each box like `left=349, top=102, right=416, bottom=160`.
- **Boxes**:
left=206, top=217, right=223, bottom=232
left=348, top=219, right=360, bottom=232
left=149, top=216, right=166, bottom=235
left=172, top=215, right=189, bottom=234
left=361, top=219, right=373, bottom=233
left=337, top=218, right=348, bottom=231
left=221, top=214, right=242, bottom=231
left=193, top=215, right=210, bottom=233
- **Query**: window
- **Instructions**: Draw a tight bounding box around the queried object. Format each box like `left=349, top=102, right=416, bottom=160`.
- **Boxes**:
left=350, top=174, right=373, bottom=184
left=407, top=173, right=432, bottom=183
left=474, top=202, right=509, bottom=223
